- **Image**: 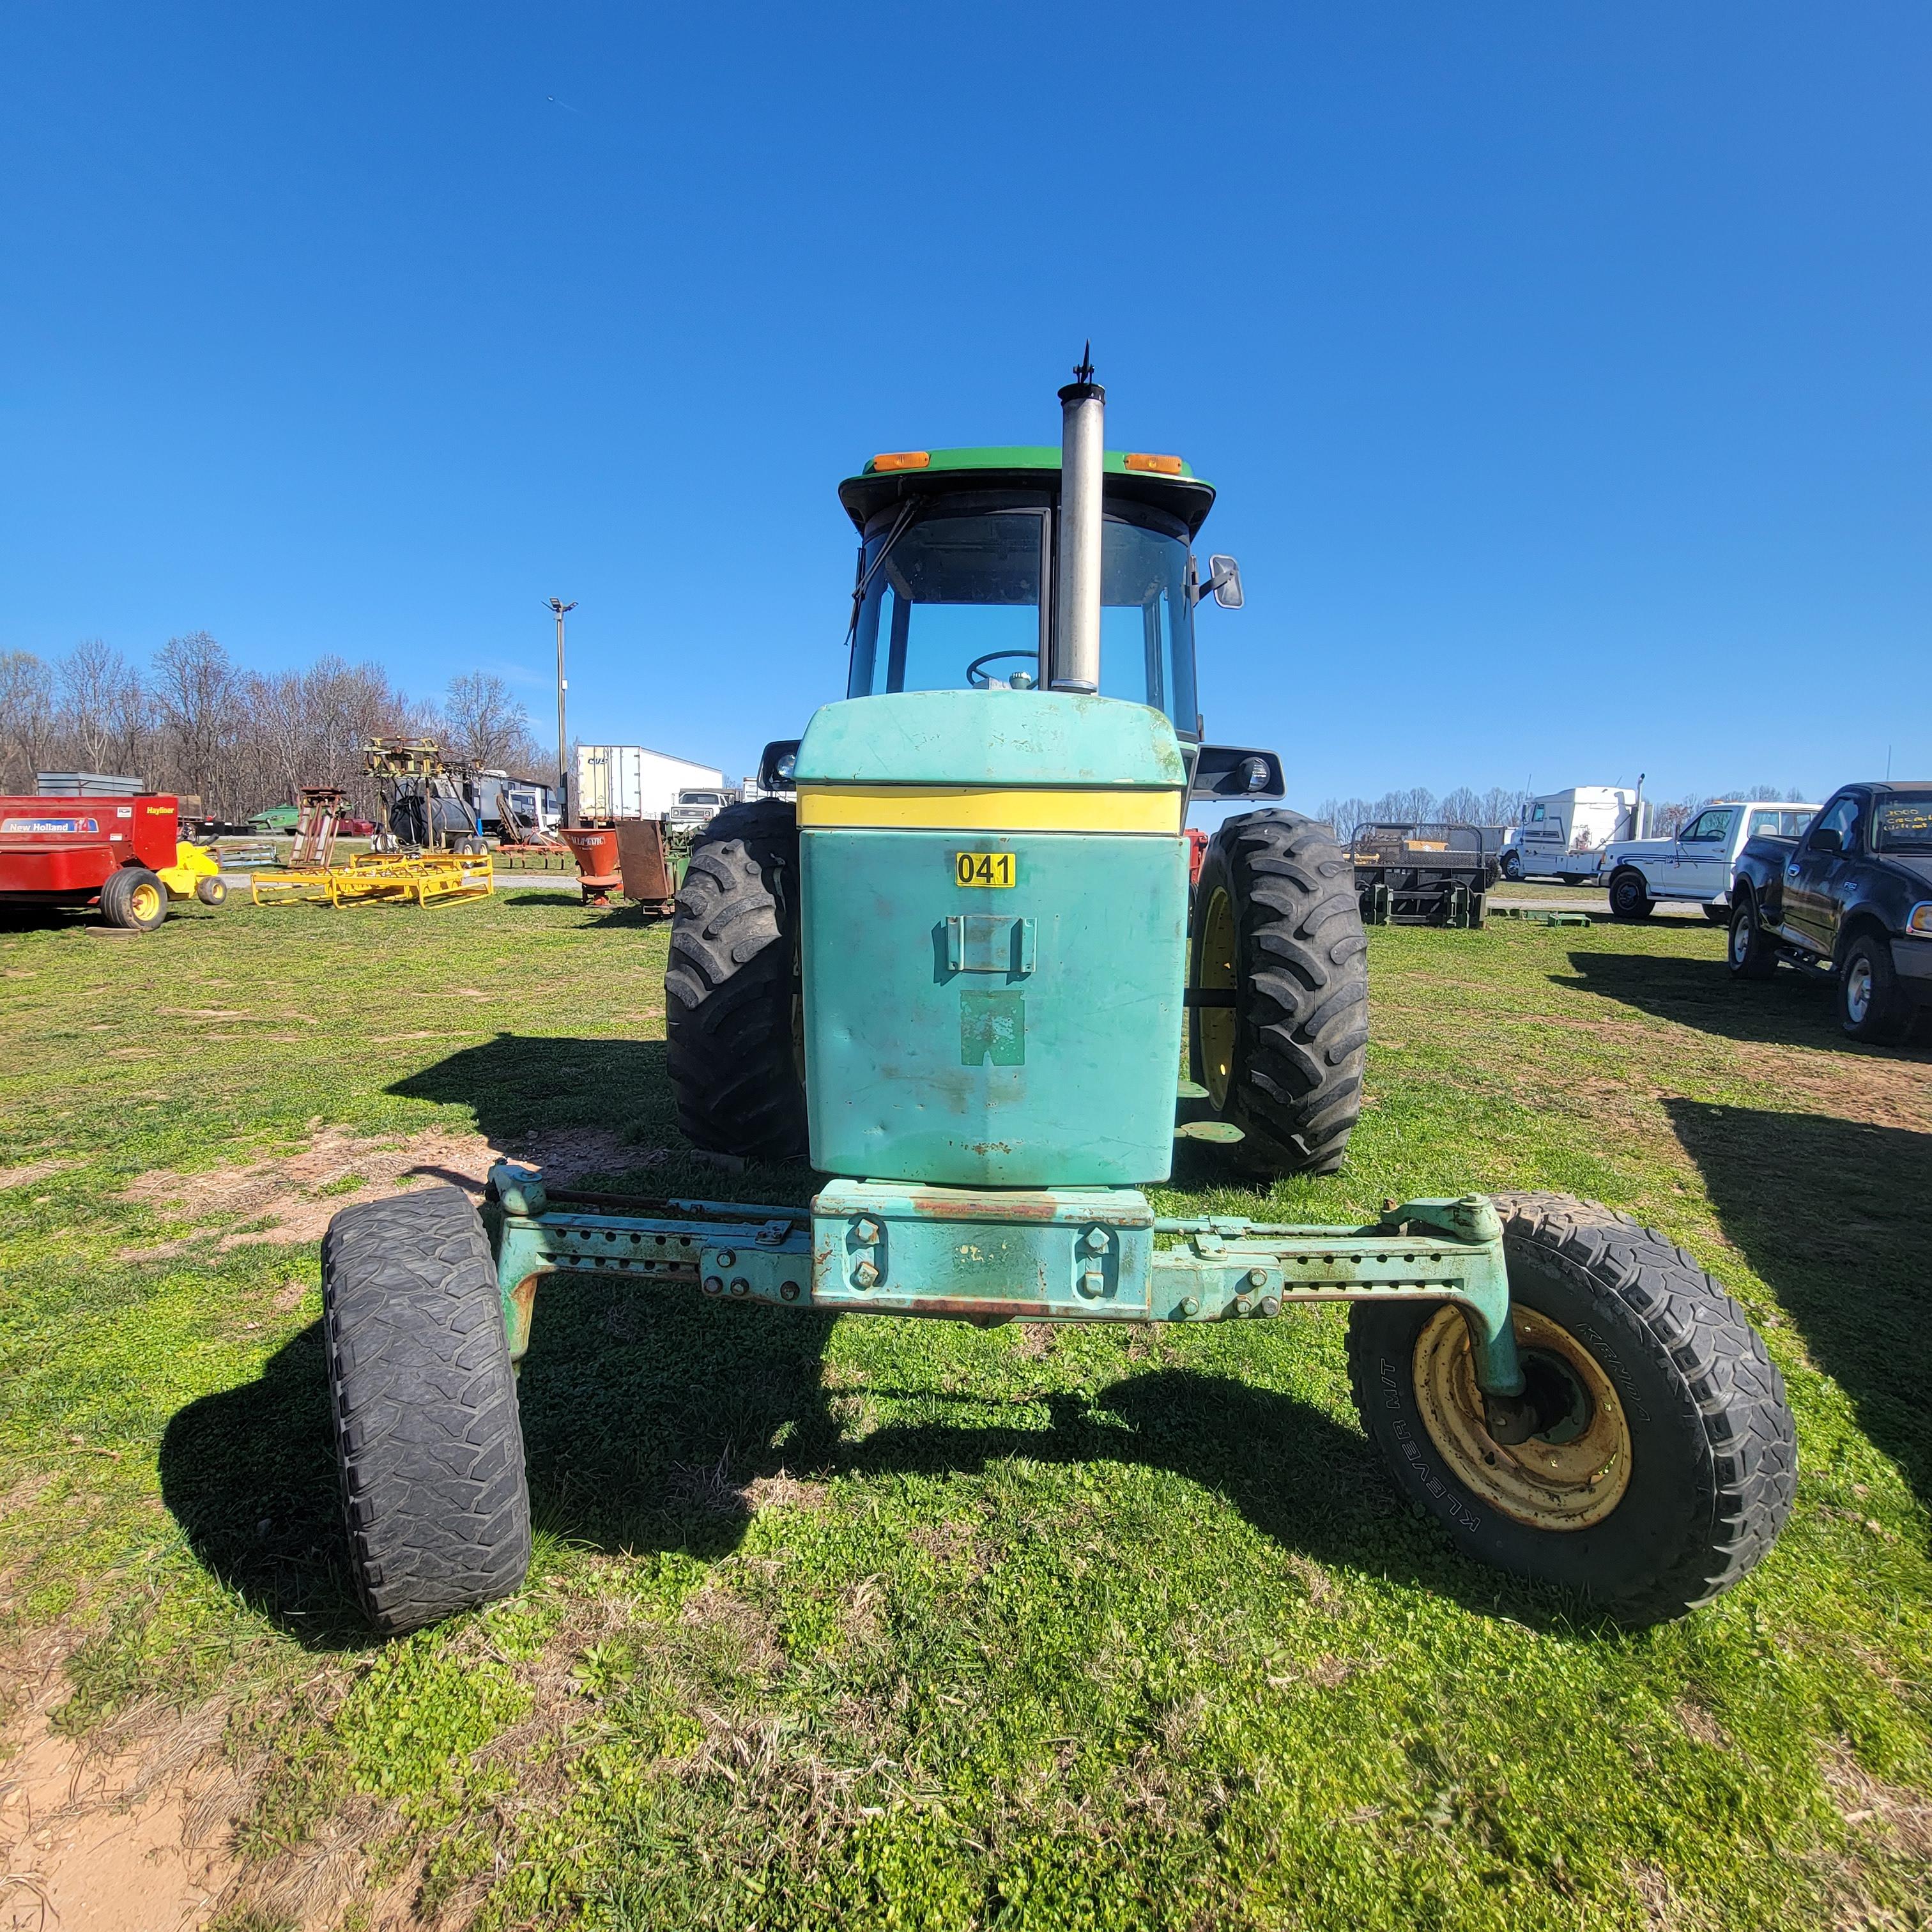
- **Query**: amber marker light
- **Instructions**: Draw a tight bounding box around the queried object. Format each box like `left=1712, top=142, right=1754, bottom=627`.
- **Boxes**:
left=1123, top=452, right=1185, bottom=474
left=870, top=450, right=931, bottom=472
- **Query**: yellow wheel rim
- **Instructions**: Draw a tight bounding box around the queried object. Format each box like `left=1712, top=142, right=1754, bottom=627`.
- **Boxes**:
left=1198, top=885, right=1236, bottom=1108
left=1413, top=1305, right=1632, bottom=1530
left=130, top=882, right=162, bottom=923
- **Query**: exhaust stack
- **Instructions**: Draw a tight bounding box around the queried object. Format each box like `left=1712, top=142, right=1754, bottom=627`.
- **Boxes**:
left=1052, top=349, right=1105, bottom=693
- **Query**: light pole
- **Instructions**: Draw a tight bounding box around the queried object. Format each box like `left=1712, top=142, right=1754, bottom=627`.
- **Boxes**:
left=546, top=597, right=576, bottom=825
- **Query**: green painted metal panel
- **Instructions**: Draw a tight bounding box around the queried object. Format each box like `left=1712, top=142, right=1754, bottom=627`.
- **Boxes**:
left=853, top=446, right=1200, bottom=480
left=801, top=825, right=1188, bottom=1186
left=794, top=689, right=1186, bottom=790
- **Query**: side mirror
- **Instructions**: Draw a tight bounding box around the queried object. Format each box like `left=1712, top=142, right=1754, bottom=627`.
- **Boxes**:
left=1809, top=826, right=1841, bottom=855
left=1190, top=745, right=1283, bottom=801
left=1205, top=555, right=1244, bottom=608
left=758, top=740, right=801, bottom=793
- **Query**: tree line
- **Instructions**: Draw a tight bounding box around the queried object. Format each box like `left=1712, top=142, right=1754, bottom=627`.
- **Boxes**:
left=0, top=634, right=546, bottom=820
left=1312, top=782, right=1806, bottom=843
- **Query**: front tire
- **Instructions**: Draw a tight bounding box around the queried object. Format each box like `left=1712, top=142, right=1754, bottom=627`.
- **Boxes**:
left=195, top=875, right=228, bottom=907
left=99, top=866, right=167, bottom=930
left=1499, top=850, right=1523, bottom=882
left=1347, top=1193, right=1795, bottom=1625
left=665, top=799, right=808, bottom=1161
left=1607, top=870, right=1653, bottom=921
left=321, top=1187, right=531, bottom=1635
left=1839, top=928, right=1912, bottom=1045
left=1190, top=810, right=1368, bottom=1176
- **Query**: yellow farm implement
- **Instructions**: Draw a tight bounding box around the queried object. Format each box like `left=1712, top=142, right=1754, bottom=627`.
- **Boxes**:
left=251, top=849, right=494, bottom=909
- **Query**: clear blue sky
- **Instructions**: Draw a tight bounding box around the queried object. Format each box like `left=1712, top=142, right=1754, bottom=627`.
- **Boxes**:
left=3, top=3, right=1926, bottom=807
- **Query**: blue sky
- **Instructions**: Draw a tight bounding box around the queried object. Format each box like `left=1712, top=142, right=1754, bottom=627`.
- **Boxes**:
left=3, top=3, right=1926, bottom=806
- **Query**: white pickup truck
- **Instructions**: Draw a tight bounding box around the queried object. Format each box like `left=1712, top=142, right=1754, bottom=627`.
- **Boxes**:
left=1600, top=799, right=1819, bottom=923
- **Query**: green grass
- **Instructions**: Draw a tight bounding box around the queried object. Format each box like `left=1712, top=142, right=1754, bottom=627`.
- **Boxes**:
left=2, top=890, right=1928, bottom=1929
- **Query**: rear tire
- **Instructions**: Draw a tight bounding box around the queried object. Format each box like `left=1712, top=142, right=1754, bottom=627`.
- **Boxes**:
left=1189, top=810, right=1368, bottom=1176
left=1838, top=927, right=1911, bottom=1045
left=665, top=799, right=808, bottom=1161
left=321, top=1186, right=531, bottom=1636
left=1607, top=870, right=1653, bottom=921
left=1347, top=1192, right=1795, bottom=1625
left=100, top=866, right=167, bottom=931
left=1727, top=892, right=1779, bottom=981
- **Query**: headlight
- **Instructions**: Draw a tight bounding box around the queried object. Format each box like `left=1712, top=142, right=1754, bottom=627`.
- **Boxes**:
left=1910, top=903, right=1932, bottom=937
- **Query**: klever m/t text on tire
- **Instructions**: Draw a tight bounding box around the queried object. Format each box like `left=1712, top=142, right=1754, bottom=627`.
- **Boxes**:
left=665, top=799, right=808, bottom=1162
left=1190, top=810, right=1368, bottom=1176
left=321, top=1186, right=530, bottom=1636
left=1347, top=1193, right=1795, bottom=1625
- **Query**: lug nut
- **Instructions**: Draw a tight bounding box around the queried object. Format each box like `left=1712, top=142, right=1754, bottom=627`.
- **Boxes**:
left=716, top=1249, right=736, bottom=1268
left=728, top=1278, right=749, bottom=1298
left=852, top=1259, right=880, bottom=1289
left=779, top=1280, right=800, bottom=1301
left=702, top=1275, right=724, bottom=1296
left=1179, top=1297, right=1199, bottom=1317
left=1234, top=1297, right=1252, bottom=1317
left=1260, top=1295, right=1280, bottom=1317
left=1247, top=1268, right=1268, bottom=1289
left=854, top=1219, right=880, bottom=1245
left=1084, top=1227, right=1108, bottom=1253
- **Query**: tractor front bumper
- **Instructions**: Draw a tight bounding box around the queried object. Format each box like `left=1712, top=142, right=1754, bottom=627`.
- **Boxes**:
left=487, top=1167, right=1524, bottom=1399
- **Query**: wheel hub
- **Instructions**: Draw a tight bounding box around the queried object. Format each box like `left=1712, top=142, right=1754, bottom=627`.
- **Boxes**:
left=1846, top=959, right=1871, bottom=1023
left=1413, top=1305, right=1632, bottom=1529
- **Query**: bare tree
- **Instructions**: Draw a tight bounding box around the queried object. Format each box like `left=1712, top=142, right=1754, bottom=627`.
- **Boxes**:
left=151, top=631, right=241, bottom=815
left=439, top=672, right=537, bottom=770
left=0, top=652, right=58, bottom=792
left=57, top=638, right=147, bottom=779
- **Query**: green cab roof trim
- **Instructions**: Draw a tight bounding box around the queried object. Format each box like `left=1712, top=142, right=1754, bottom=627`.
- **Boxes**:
left=795, top=690, right=1187, bottom=790
left=838, top=446, right=1217, bottom=537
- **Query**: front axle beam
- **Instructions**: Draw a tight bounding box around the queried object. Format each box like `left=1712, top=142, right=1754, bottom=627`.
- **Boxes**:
left=487, top=1167, right=1523, bottom=1398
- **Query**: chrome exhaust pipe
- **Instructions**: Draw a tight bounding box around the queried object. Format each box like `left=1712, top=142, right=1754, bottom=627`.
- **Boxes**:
left=1052, top=350, right=1104, bottom=693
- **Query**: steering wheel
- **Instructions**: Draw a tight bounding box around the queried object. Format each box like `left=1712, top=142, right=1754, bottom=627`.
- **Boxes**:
left=966, top=650, right=1040, bottom=688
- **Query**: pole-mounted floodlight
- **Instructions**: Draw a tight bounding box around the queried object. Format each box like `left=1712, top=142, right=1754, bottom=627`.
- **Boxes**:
left=546, top=598, right=577, bottom=826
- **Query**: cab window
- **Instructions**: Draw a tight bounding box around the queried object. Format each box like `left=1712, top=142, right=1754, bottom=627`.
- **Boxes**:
left=1809, top=795, right=1860, bottom=851
left=1680, top=809, right=1734, bottom=844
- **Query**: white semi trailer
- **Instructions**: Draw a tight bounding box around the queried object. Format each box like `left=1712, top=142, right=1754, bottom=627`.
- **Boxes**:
left=575, top=745, right=726, bottom=822
left=1499, top=786, right=1643, bottom=884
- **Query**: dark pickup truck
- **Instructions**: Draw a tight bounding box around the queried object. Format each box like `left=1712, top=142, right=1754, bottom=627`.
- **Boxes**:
left=1728, top=780, right=1932, bottom=1044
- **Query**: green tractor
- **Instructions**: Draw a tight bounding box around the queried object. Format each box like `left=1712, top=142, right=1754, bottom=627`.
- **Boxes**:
left=322, top=366, right=1795, bottom=1636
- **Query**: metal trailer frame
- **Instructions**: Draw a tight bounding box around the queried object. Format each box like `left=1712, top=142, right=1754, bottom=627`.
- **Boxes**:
left=489, top=1164, right=1528, bottom=1408
left=1349, top=821, right=1501, bottom=928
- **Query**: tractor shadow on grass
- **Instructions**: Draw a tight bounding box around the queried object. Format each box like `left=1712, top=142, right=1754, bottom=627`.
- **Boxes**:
left=1668, top=1098, right=1932, bottom=1508
left=1556, top=947, right=1932, bottom=1057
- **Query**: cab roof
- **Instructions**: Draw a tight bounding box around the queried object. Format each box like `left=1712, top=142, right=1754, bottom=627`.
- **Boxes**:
left=838, top=445, right=1217, bottom=537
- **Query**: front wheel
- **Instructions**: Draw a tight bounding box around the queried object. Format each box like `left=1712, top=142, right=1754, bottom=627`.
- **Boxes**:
left=1499, top=850, right=1523, bottom=882
left=1190, top=811, right=1368, bottom=1176
left=1347, top=1192, right=1795, bottom=1625
left=1607, top=870, right=1653, bottom=921
left=321, top=1186, right=531, bottom=1635
left=195, top=875, right=228, bottom=907
left=1839, top=929, right=1912, bottom=1045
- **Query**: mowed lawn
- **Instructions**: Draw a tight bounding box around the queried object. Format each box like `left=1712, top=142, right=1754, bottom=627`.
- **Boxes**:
left=1, top=887, right=1928, bottom=1931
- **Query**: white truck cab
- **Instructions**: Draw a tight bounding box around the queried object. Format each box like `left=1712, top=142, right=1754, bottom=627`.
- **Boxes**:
left=1499, top=786, right=1640, bottom=884
left=1600, top=800, right=1819, bottom=922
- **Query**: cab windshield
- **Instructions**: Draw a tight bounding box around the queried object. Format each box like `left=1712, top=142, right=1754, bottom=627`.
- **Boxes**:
left=846, top=503, right=1199, bottom=733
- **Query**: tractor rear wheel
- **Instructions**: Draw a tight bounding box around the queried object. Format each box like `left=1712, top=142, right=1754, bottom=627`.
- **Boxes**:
left=1189, top=810, right=1368, bottom=1176
left=321, top=1186, right=531, bottom=1635
left=665, top=799, right=808, bottom=1162
left=100, top=866, right=167, bottom=931
left=1346, top=1192, right=1795, bottom=1625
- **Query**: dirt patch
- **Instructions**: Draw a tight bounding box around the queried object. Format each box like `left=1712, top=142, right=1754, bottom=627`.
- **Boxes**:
left=1674, top=1698, right=1731, bottom=1751
left=1821, top=1738, right=1932, bottom=1860
left=0, top=1682, right=234, bottom=1932
left=739, top=1472, right=827, bottom=1515
left=118, top=1123, right=652, bottom=1257
left=0, top=1159, right=75, bottom=1194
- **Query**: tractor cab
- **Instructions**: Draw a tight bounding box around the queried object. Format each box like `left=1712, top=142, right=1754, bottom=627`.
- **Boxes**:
left=837, top=445, right=1227, bottom=738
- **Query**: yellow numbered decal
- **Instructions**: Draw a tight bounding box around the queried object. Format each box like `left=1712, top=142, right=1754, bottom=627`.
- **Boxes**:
left=954, top=851, right=1016, bottom=888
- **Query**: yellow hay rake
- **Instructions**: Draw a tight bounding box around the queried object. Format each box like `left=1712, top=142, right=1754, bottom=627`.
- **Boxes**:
left=251, top=849, right=494, bottom=910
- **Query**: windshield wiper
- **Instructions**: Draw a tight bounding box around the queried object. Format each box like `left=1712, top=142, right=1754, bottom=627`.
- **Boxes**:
left=843, top=499, right=923, bottom=649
